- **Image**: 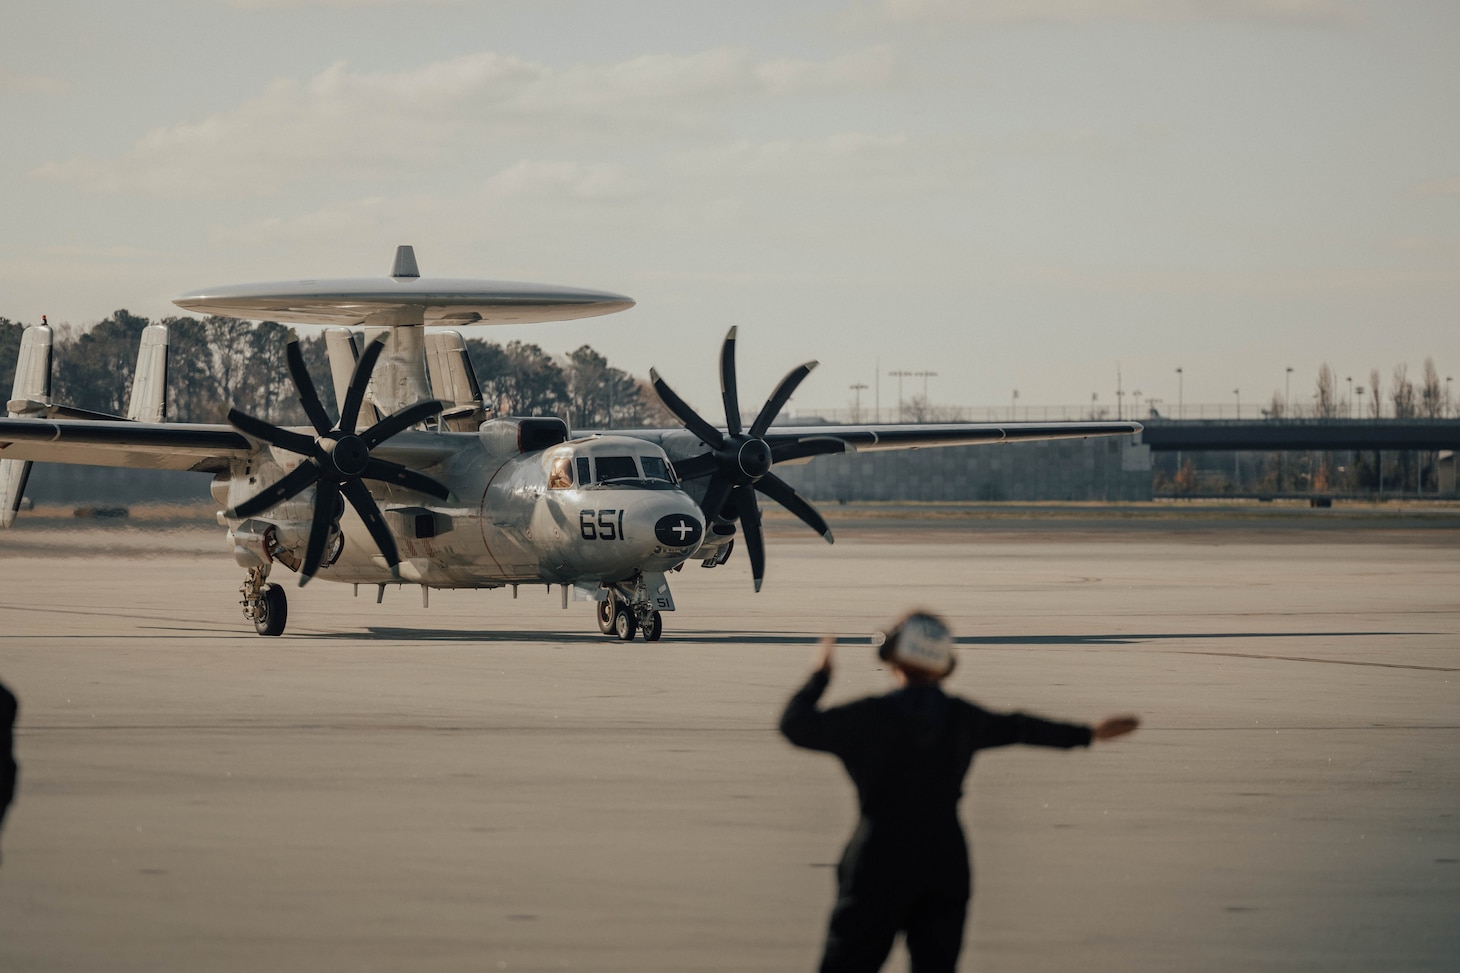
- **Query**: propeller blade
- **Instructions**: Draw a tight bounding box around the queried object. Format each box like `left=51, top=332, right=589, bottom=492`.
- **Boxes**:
left=340, top=334, right=388, bottom=436
left=670, top=452, right=719, bottom=481
left=700, top=474, right=735, bottom=525
left=227, top=461, right=322, bottom=519
left=286, top=339, right=333, bottom=436
left=754, top=471, right=834, bottom=543
left=298, top=480, right=341, bottom=586
left=362, top=457, right=451, bottom=500
left=227, top=408, right=317, bottom=457
left=735, top=486, right=766, bottom=592
left=749, top=360, right=818, bottom=439
left=360, top=399, right=445, bottom=450
left=770, top=437, right=849, bottom=465
left=719, top=327, right=742, bottom=437
left=650, top=368, right=725, bottom=449
left=340, top=476, right=401, bottom=575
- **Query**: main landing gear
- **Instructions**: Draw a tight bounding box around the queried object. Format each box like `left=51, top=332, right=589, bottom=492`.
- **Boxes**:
left=596, top=586, right=664, bottom=642
left=241, top=565, right=288, bottom=636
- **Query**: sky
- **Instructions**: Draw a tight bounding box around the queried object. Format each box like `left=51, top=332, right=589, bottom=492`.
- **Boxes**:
left=2, top=0, right=1458, bottom=419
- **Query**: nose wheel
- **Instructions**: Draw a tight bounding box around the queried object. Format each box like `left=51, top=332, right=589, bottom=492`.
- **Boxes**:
left=596, top=595, right=617, bottom=634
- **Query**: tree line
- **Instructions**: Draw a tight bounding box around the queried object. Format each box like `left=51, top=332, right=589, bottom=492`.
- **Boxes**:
left=0, top=311, right=676, bottom=429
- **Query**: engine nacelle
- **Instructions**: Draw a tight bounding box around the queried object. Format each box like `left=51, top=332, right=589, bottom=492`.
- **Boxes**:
left=228, top=520, right=306, bottom=571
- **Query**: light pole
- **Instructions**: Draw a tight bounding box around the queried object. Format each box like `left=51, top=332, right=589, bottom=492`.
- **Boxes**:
left=1176, top=367, right=1184, bottom=420
left=1011, top=388, right=1018, bottom=421
left=1233, top=388, right=1240, bottom=420
left=1132, top=389, right=1142, bottom=419
left=888, top=370, right=913, bottom=423
left=915, top=370, right=937, bottom=419
left=849, top=382, right=868, bottom=422
left=1285, top=367, right=1293, bottom=418
left=1346, top=375, right=1353, bottom=418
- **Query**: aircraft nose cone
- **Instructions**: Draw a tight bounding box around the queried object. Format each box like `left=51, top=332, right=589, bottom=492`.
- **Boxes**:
left=654, top=513, right=703, bottom=549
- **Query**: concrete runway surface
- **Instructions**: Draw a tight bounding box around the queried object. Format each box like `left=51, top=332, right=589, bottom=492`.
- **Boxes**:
left=0, top=511, right=1457, bottom=972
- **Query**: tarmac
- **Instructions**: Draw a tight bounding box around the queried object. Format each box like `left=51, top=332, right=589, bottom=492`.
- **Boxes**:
left=0, top=506, right=1456, bottom=972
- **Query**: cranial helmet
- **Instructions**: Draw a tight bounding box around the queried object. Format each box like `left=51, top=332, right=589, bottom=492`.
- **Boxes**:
left=874, top=610, right=956, bottom=678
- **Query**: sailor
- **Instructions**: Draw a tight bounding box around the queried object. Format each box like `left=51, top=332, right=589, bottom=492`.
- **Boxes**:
left=1, top=679, right=16, bottom=865
left=780, top=610, right=1139, bottom=973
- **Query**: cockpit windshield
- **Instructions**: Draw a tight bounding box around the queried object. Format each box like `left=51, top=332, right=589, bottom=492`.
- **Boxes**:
left=594, top=456, right=640, bottom=483
left=547, top=440, right=680, bottom=490
left=640, top=456, right=673, bottom=482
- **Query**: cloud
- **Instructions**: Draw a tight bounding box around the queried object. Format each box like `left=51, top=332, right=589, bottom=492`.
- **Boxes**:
left=31, top=46, right=900, bottom=199
left=1410, top=175, right=1460, bottom=198
left=878, top=0, right=1357, bottom=26
left=0, top=67, right=72, bottom=97
left=222, top=0, right=463, bottom=9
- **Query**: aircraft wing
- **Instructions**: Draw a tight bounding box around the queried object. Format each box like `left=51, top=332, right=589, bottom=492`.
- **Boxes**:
left=0, top=416, right=253, bottom=473
left=761, top=420, right=1143, bottom=458
left=612, top=420, right=1143, bottom=467
left=0, top=416, right=462, bottom=475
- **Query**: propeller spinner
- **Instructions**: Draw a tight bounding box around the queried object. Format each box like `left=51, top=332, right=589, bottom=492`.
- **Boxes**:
left=651, top=327, right=835, bottom=592
left=226, top=334, right=449, bottom=585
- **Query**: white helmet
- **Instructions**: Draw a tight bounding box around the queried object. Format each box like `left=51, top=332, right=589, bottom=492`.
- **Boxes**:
left=874, top=610, right=956, bottom=678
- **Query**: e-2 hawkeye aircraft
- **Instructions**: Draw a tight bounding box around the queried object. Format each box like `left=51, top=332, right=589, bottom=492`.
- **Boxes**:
left=0, top=246, right=1141, bottom=639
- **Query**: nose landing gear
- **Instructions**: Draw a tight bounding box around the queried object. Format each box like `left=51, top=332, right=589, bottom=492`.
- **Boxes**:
left=595, top=580, right=667, bottom=642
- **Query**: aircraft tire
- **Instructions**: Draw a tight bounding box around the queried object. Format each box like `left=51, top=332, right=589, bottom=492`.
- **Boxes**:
left=643, top=611, right=663, bottom=642
left=254, top=583, right=287, bottom=637
left=596, top=595, right=616, bottom=635
left=613, top=606, right=637, bottom=642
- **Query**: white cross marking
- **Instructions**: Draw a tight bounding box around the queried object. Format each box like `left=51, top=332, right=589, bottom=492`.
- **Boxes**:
left=671, top=519, right=693, bottom=541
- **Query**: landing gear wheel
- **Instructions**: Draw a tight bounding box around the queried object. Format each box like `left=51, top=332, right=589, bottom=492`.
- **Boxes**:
left=596, top=595, right=616, bottom=635
left=613, top=605, right=637, bottom=641
left=254, top=583, right=287, bottom=637
left=643, top=611, right=664, bottom=642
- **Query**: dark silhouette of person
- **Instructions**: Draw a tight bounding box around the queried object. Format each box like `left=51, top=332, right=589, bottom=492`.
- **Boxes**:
left=1, top=679, right=16, bottom=864
left=780, top=611, right=1139, bottom=973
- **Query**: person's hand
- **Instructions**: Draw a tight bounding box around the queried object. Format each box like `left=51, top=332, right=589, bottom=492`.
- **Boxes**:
left=812, top=635, right=836, bottom=675
left=1091, top=715, right=1140, bottom=742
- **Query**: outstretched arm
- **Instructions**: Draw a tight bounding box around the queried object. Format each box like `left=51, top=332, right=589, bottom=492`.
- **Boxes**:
left=1091, top=715, right=1140, bottom=742
left=779, top=636, right=841, bottom=752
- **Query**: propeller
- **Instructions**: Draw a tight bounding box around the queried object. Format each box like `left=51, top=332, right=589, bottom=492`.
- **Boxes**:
left=226, top=334, right=450, bottom=586
left=650, top=326, right=840, bottom=592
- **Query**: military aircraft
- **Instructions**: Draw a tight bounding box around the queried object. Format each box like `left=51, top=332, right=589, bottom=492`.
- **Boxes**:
left=0, top=247, right=1141, bottom=639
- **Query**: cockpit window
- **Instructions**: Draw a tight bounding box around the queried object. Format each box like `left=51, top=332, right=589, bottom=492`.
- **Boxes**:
left=640, top=456, right=673, bottom=483
left=549, top=456, right=573, bottom=490
left=594, top=456, right=639, bottom=482
left=576, top=457, right=591, bottom=487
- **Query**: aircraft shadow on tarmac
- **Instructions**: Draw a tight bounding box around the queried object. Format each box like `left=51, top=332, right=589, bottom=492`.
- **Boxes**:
left=310, top=627, right=1417, bottom=647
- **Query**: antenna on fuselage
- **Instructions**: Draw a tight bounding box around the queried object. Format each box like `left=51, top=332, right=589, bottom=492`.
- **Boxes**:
left=391, top=245, right=420, bottom=279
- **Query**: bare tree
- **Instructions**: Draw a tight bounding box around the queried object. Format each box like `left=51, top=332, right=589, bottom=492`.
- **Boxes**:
left=1420, top=358, right=1444, bottom=418
left=1315, top=364, right=1339, bottom=418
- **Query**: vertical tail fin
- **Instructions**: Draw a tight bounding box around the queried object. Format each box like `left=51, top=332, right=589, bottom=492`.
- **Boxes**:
left=2, top=320, right=54, bottom=527
left=126, top=323, right=169, bottom=422
left=424, top=330, right=489, bottom=431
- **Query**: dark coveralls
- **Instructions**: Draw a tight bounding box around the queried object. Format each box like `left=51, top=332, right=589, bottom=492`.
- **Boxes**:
left=780, top=669, right=1092, bottom=973
left=1, top=681, right=16, bottom=834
